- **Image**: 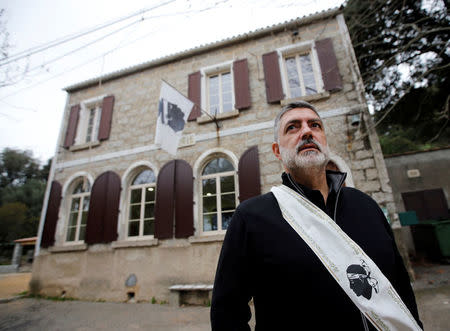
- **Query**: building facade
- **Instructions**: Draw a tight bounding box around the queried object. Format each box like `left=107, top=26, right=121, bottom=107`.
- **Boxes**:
left=32, top=8, right=398, bottom=302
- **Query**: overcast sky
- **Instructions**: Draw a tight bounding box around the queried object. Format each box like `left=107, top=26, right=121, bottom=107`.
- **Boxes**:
left=0, top=0, right=344, bottom=164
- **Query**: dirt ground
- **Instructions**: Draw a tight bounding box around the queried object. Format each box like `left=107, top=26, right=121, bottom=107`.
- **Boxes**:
left=0, top=273, right=31, bottom=299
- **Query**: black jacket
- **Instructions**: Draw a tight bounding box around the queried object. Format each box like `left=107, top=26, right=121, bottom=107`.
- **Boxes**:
left=211, top=172, right=422, bottom=330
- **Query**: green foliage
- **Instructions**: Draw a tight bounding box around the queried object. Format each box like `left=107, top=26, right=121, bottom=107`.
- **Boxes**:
left=344, top=0, right=449, bottom=151
left=0, top=202, right=29, bottom=242
left=0, top=148, right=50, bottom=243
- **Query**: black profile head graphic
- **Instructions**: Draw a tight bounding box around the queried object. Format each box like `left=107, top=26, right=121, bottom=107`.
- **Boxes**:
left=346, top=260, right=379, bottom=300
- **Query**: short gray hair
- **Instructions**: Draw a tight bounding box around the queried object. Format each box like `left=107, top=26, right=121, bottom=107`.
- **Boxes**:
left=273, top=101, right=321, bottom=142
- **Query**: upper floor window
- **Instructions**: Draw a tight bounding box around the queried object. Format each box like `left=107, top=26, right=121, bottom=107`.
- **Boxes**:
left=279, top=43, right=323, bottom=99
left=76, top=101, right=102, bottom=145
left=201, top=157, right=237, bottom=233
left=207, top=70, right=233, bottom=116
left=66, top=177, right=90, bottom=243
left=127, top=169, right=156, bottom=238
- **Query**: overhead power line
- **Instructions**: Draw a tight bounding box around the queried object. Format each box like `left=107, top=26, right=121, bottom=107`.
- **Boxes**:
left=0, top=0, right=176, bottom=67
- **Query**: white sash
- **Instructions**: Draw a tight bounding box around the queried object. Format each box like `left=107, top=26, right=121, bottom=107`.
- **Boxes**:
left=271, top=185, right=421, bottom=331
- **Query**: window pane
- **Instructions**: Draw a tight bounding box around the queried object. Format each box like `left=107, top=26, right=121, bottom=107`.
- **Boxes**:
left=143, top=220, right=154, bottom=236
left=66, top=226, right=76, bottom=241
left=222, top=212, right=234, bottom=230
left=285, top=57, right=302, bottom=98
left=73, top=182, right=84, bottom=194
left=130, top=189, right=141, bottom=204
left=202, top=178, right=216, bottom=195
left=79, top=225, right=86, bottom=241
left=220, top=176, right=235, bottom=193
left=128, top=221, right=139, bottom=237
left=144, top=203, right=154, bottom=219
left=221, top=193, right=236, bottom=210
left=81, top=211, right=88, bottom=225
left=71, top=198, right=80, bottom=212
left=202, top=158, right=234, bottom=175
left=203, top=196, right=217, bottom=213
left=203, top=214, right=217, bottom=232
left=83, top=197, right=90, bottom=211
left=300, top=54, right=317, bottom=95
left=129, top=205, right=141, bottom=220
left=69, top=212, right=78, bottom=227
left=132, top=169, right=155, bottom=185
left=145, top=187, right=155, bottom=202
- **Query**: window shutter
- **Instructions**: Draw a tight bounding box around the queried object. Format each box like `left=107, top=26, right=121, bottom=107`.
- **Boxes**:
left=262, top=51, right=284, bottom=103
left=154, top=160, right=176, bottom=239
left=174, top=160, right=194, bottom=238
left=98, top=95, right=115, bottom=141
left=85, top=171, right=120, bottom=244
left=233, top=58, right=251, bottom=110
left=238, top=146, right=261, bottom=202
left=41, top=181, right=62, bottom=248
left=63, top=104, right=80, bottom=148
left=316, top=38, right=343, bottom=92
left=187, top=71, right=202, bottom=121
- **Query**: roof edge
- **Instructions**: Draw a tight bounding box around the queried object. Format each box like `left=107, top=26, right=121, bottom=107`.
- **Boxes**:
left=64, top=6, right=342, bottom=92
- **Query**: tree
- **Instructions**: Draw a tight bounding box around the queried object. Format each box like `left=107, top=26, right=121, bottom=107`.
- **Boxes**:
left=344, top=0, right=449, bottom=154
left=0, top=148, right=48, bottom=242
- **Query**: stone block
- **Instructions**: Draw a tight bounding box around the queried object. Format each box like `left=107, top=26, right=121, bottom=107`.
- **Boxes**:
left=352, top=158, right=375, bottom=170
left=355, top=150, right=373, bottom=160
left=365, top=168, right=378, bottom=180
left=356, top=180, right=381, bottom=193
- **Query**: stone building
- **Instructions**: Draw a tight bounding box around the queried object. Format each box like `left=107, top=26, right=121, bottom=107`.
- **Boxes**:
left=32, top=8, right=397, bottom=303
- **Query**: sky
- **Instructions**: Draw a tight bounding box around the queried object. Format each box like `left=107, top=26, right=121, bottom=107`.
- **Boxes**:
left=0, top=0, right=344, bottom=164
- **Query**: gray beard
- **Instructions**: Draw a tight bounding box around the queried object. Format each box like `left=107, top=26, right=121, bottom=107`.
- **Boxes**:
left=279, top=139, right=330, bottom=171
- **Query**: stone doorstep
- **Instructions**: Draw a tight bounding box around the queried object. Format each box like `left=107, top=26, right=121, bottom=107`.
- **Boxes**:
left=169, top=284, right=213, bottom=307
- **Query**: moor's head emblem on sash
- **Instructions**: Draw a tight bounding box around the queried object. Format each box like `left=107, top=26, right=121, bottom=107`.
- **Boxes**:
left=346, top=260, right=379, bottom=300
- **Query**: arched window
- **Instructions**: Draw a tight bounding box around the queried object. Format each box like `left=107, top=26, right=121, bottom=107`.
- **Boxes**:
left=66, top=177, right=91, bottom=243
left=201, top=157, right=237, bottom=233
left=127, top=169, right=156, bottom=238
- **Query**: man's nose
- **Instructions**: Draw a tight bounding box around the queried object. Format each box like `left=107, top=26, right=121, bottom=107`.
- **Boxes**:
left=299, top=123, right=313, bottom=140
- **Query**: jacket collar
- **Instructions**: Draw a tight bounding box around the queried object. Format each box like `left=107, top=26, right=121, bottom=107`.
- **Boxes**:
left=281, top=170, right=347, bottom=198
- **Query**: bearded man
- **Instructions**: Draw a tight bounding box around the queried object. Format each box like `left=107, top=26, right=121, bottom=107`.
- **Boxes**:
left=210, top=101, right=423, bottom=330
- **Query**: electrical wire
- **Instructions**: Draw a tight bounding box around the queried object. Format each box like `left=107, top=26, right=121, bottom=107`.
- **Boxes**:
left=0, top=0, right=176, bottom=67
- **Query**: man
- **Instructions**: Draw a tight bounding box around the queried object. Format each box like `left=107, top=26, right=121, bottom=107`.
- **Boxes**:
left=210, top=101, right=422, bottom=330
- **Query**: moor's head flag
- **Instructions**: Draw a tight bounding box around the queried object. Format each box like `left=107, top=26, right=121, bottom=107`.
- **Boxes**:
left=155, top=81, right=194, bottom=155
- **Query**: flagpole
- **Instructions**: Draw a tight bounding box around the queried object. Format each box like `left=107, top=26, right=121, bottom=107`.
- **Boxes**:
left=161, top=79, right=222, bottom=129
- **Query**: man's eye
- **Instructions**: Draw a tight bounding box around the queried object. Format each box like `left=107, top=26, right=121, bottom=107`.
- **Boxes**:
left=311, top=123, right=321, bottom=128
left=286, top=125, right=296, bottom=131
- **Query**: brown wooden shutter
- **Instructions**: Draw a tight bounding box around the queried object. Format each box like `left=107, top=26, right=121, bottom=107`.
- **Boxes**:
left=41, top=181, right=62, bottom=248
left=63, top=104, right=80, bottom=148
left=85, top=171, right=120, bottom=244
left=238, top=146, right=261, bottom=202
left=154, top=160, right=176, bottom=239
left=188, top=71, right=202, bottom=121
left=262, top=51, right=284, bottom=103
left=174, top=160, right=194, bottom=238
left=98, top=95, right=115, bottom=141
left=233, top=58, right=251, bottom=110
left=316, top=38, right=343, bottom=92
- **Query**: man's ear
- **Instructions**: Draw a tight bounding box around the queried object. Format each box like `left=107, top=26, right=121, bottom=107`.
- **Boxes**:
left=272, top=142, right=282, bottom=161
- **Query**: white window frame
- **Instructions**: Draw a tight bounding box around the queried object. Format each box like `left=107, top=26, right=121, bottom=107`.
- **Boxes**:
left=201, top=61, right=235, bottom=117
left=74, top=95, right=105, bottom=146
left=278, top=41, right=325, bottom=100
left=64, top=177, right=90, bottom=244
left=125, top=169, right=156, bottom=240
left=199, top=156, right=238, bottom=236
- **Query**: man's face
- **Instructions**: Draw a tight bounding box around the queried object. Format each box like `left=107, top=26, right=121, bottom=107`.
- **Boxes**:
left=272, top=108, right=329, bottom=171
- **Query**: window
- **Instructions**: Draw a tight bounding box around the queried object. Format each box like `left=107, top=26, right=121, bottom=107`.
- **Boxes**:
left=284, top=52, right=318, bottom=98
left=66, top=177, right=90, bottom=243
left=207, top=71, right=233, bottom=115
left=201, top=157, right=237, bottom=233
left=75, top=102, right=102, bottom=145
left=280, top=45, right=323, bottom=99
left=127, top=169, right=156, bottom=238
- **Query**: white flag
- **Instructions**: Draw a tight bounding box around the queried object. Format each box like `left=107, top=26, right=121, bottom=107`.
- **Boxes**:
left=155, top=81, right=194, bottom=155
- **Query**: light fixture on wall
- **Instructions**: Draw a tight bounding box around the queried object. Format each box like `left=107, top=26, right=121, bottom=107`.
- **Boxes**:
left=350, top=114, right=360, bottom=127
